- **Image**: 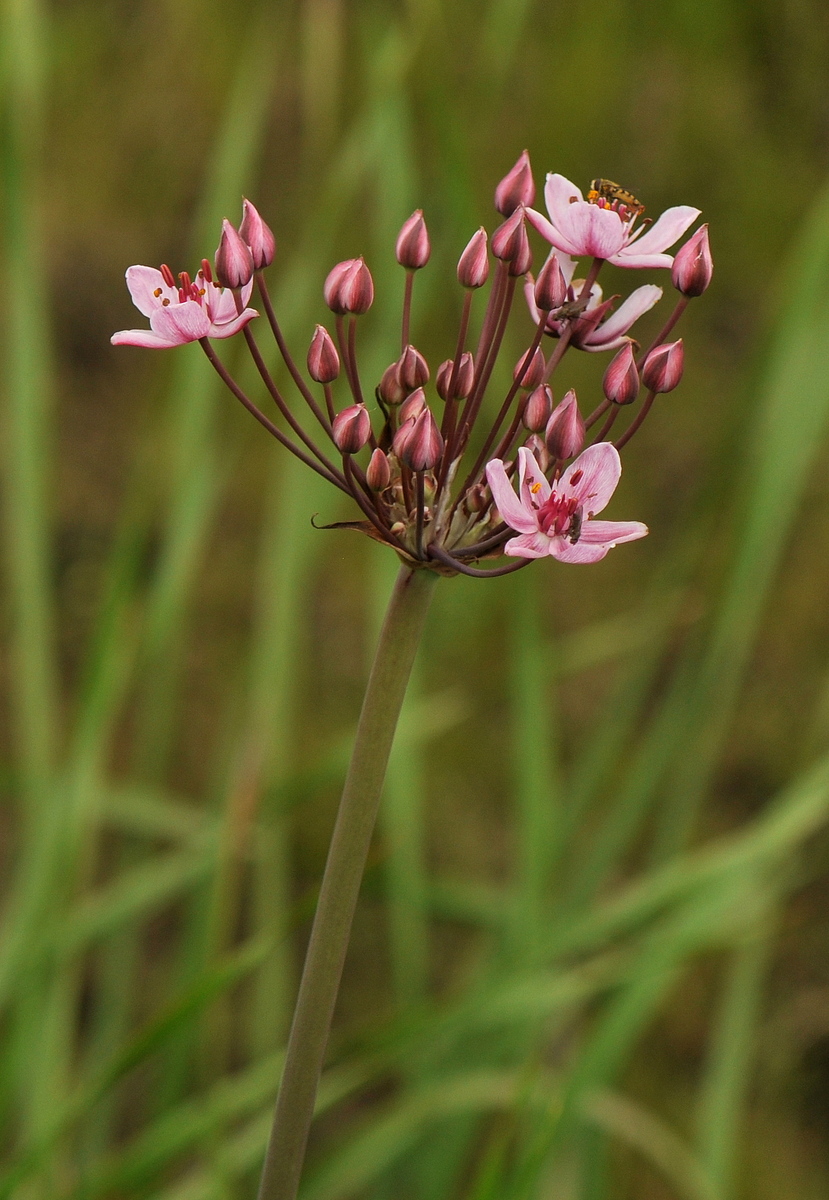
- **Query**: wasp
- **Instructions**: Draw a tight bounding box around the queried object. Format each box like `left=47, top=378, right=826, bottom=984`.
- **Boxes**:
left=587, top=178, right=645, bottom=216
left=568, top=509, right=583, bottom=545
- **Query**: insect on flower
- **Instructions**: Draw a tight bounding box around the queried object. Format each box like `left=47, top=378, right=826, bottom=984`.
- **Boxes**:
left=587, top=178, right=645, bottom=217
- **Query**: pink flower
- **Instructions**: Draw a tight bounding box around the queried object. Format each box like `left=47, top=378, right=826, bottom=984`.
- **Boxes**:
left=485, top=443, right=647, bottom=563
left=526, top=173, right=700, bottom=269
left=524, top=265, right=662, bottom=353
left=111, top=264, right=257, bottom=348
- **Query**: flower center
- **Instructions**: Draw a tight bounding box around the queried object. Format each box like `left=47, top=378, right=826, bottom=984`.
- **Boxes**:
left=536, top=489, right=582, bottom=539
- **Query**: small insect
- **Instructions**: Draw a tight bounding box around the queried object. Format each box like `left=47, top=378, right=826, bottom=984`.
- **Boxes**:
left=587, top=178, right=645, bottom=216
left=568, top=509, right=583, bottom=544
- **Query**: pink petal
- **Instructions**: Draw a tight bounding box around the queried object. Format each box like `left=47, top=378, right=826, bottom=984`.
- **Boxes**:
left=504, top=531, right=553, bottom=558
left=550, top=539, right=610, bottom=564
left=485, top=459, right=538, bottom=535
left=150, top=300, right=211, bottom=344
left=544, top=173, right=585, bottom=228
left=208, top=306, right=259, bottom=339
left=111, top=327, right=179, bottom=348
left=560, top=443, right=621, bottom=514
left=607, top=251, right=674, bottom=270
left=582, top=285, right=662, bottom=347
left=622, top=206, right=700, bottom=256
left=517, top=446, right=551, bottom=510
left=125, top=265, right=177, bottom=317
left=525, top=206, right=581, bottom=257
left=558, top=204, right=628, bottom=260
left=579, top=519, right=648, bottom=545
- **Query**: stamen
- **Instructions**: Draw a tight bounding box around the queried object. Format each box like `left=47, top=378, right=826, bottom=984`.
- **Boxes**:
left=530, top=482, right=542, bottom=494
left=160, top=263, right=176, bottom=288
left=200, top=258, right=213, bottom=283
left=161, top=298, right=170, bottom=306
left=153, top=287, right=163, bottom=298
left=570, top=469, right=583, bottom=485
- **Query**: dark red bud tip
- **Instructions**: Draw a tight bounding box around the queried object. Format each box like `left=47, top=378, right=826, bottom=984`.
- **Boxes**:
left=397, top=344, right=430, bottom=391
left=398, top=386, right=427, bottom=424
left=671, top=225, right=712, bottom=298
left=214, top=219, right=254, bottom=289
left=545, top=389, right=585, bottom=459
left=324, top=257, right=374, bottom=315
left=332, top=403, right=371, bottom=453
left=602, top=343, right=640, bottom=406
left=523, top=384, right=554, bottom=433
left=401, top=408, right=444, bottom=472
left=307, top=324, right=340, bottom=383
left=534, top=251, right=568, bottom=312
left=457, top=228, right=490, bottom=289
left=366, top=447, right=391, bottom=491
left=642, top=340, right=684, bottom=393
left=495, top=150, right=536, bottom=216
left=436, top=352, right=475, bottom=401
left=239, top=199, right=276, bottom=269
left=395, top=210, right=431, bottom=270
left=378, top=361, right=406, bottom=406
left=514, top=347, right=546, bottom=390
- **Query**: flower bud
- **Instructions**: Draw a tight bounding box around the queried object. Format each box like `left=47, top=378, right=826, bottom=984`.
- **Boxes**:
left=332, top=403, right=371, bottom=453
left=602, top=343, right=640, bottom=406
left=324, top=257, right=374, bottom=315
left=545, top=389, right=585, bottom=459
left=457, top=228, right=490, bottom=289
left=465, top=482, right=489, bottom=513
left=307, top=324, right=340, bottom=383
left=395, top=209, right=431, bottom=270
left=513, top=347, right=546, bottom=390
left=392, top=416, right=417, bottom=459
left=366, top=447, right=391, bottom=491
left=507, top=224, right=532, bottom=277
left=398, top=386, right=427, bottom=424
left=214, top=218, right=254, bottom=289
left=522, top=384, right=553, bottom=433
left=534, top=251, right=568, bottom=312
left=671, top=225, right=712, bottom=298
left=494, top=150, right=536, bottom=216
left=524, top=432, right=551, bottom=472
left=378, top=361, right=406, bottom=406
left=436, top=352, right=475, bottom=401
left=642, top=340, right=684, bottom=393
left=400, top=407, right=444, bottom=472
left=491, top=206, right=526, bottom=263
left=239, top=199, right=276, bottom=269
left=397, top=344, right=430, bottom=391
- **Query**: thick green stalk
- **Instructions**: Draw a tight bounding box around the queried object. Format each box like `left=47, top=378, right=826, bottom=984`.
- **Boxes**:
left=257, top=564, right=437, bottom=1200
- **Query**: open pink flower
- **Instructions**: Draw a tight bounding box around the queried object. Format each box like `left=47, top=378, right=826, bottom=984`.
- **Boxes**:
left=526, top=173, right=699, bottom=270
left=111, top=265, right=257, bottom=348
left=485, top=443, right=647, bottom=563
left=525, top=264, right=662, bottom=352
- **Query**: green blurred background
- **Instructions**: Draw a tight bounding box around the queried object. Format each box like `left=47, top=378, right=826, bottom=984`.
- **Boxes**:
left=4, top=0, right=829, bottom=1196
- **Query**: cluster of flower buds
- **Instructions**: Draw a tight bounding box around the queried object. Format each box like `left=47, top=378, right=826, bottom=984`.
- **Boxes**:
left=112, top=154, right=711, bottom=575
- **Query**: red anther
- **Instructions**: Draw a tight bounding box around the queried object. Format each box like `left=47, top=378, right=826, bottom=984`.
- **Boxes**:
left=395, top=210, right=431, bottom=270
left=569, top=469, right=583, bottom=486
left=495, top=150, right=536, bottom=217
left=457, top=229, right=490, bottom=289
left=160, top=263, right=176, bottom=288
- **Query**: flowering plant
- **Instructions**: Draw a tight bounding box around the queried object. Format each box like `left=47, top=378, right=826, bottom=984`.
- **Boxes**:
left=112, top=150, right=711, bottom=1200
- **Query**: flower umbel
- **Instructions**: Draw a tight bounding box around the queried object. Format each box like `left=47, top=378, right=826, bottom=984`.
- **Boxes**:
left=112, top=158, right=709, bottom=578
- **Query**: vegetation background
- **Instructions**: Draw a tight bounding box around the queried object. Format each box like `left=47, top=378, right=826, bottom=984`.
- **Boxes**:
left=3, top=0, right=829, bottom=1196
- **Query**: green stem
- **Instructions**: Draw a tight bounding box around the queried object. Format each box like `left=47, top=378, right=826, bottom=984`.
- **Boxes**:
left=256, top=564, right=438, bottom=1200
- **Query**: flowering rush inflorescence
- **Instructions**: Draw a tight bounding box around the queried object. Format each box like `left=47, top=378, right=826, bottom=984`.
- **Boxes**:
left=112, top=159, right=712, bottom=578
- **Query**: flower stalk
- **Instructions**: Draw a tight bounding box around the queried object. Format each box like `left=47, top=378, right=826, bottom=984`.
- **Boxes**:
left=256, top=564, right=437, bottom=1200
